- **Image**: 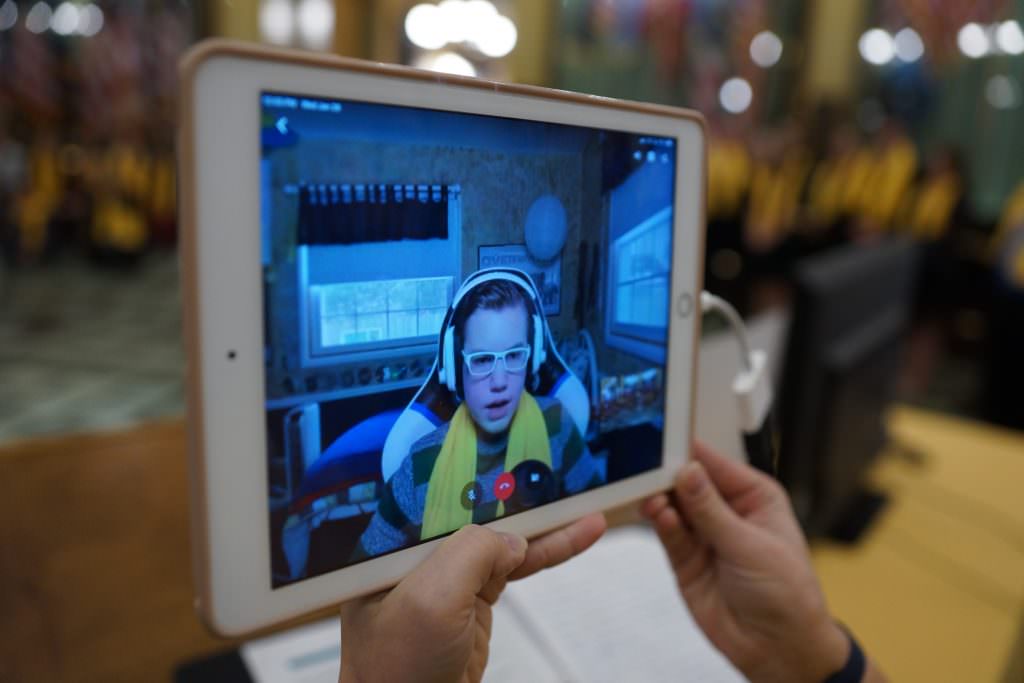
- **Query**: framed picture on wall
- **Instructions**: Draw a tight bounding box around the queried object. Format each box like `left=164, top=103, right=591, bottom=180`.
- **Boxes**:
left=477, top=244, right=561, bottom=316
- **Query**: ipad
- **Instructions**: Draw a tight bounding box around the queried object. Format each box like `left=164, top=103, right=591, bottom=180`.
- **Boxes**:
left=180, top=40, right=706, bottom=636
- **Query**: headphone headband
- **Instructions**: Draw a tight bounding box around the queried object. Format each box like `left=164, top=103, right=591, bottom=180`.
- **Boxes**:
left=447, top=269, right=543, bottom=312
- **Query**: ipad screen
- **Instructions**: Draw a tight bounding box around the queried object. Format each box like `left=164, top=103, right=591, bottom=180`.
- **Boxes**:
left=260, top=90, right=677, bottom=587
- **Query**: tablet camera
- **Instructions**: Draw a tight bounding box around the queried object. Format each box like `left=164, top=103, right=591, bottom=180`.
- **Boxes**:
left=504, top=460, right=556, bottom=514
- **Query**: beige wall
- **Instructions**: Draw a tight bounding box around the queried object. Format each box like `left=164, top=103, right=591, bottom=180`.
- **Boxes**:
left=803, top=0, right=868, bottom=103
left=205, top=0, right=371, bottom=57
left=206, top=0, right=259, bottom=42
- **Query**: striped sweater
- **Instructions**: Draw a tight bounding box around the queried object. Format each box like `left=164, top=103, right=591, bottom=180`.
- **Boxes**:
left=355, top=395, right=603, bottom=560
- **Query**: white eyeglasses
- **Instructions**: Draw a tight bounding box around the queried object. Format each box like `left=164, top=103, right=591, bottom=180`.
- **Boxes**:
left=462, top=346, right=531, bottom=377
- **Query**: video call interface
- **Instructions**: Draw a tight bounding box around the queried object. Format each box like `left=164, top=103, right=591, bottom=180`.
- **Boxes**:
left=261, top=90, right=678, bottom=588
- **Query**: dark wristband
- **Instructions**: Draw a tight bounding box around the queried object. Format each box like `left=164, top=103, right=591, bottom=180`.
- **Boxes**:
left=822, top=627, right=866, bottom=683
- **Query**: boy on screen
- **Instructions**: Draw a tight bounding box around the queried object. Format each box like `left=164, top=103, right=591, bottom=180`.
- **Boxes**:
left=355, top=271, right=604, bottom=558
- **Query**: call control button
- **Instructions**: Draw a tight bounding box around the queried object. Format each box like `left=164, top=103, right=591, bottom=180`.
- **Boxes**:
left=504, top=460, right=557, bottom=514
left=460, top=481, right=483, bottom=510
left=494, top=472, right=516, bottom=502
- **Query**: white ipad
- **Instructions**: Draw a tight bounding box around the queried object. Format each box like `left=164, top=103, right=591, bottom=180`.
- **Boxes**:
left=180, top=40, right=706, bottom=636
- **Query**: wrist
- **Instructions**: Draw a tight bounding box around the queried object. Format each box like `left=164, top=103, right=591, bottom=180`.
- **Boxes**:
left=803, top=619, right=850, bottom=682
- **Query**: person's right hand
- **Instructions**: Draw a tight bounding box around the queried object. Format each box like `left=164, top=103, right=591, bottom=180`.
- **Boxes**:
left=641, top=442, right=883, bottom=683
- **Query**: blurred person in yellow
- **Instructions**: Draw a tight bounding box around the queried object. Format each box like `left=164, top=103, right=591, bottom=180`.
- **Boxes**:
left=0, top=119, right=26, bottom=262
left=854, top=120, right=917, bottom=238
left=744, top=125, right=811, bottom=252
left=148, top=146, right=177, bottom=244
left=803, top=123, right=864, bottom=247
left=707, top=126, right=751, bottom=225
left=90, top=184, right=147, bottom=260
left=992, top=180, right=1024, bottom=260
left=900, top=148, right=965, bottom=243
left=13, top=131, right=61, bottom=262
left=91, top=196, right=146, bottom=255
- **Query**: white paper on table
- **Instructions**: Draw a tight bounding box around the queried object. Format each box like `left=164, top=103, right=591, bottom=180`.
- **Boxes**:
left=240, top=618, right=341, bottom=683
left=484, top=598, right=570, bottom=682
left=501, top=526, right=748, bottom=683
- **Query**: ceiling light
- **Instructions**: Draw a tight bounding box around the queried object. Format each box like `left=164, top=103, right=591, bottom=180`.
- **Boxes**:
left=25, top=2, right=52, bottom=34
left=51, top=2, right=79, bottom=36
left=719, top=77, right=752, bottom=114
left=405, top=3, right=446, bottom=50
left=474, top=14, right=517, bottom=58
left=76, top=4, right=103, bottom=36
left=0, top=1, right=17, bottom=32
left=749, top=30, right=783, bottom=68
left=894, top=27, right=924, bottom=62
left=260, top=0, right=294, bottom=46
left=996, top=20, right=1024, bottom=55
left=415, top=51, right=477, bottom=77
left=958, top=23, right=989, bottom=58
left=859, top=28, right=895, bottom=65
left=296, top=0, right=334, bottom=51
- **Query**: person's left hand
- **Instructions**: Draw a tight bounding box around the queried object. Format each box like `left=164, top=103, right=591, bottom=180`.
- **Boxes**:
left=338, top=514, right=607, bottom=683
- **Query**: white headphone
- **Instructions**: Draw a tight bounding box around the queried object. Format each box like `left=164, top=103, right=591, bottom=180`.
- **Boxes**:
left=437, top=268, right=548, bottom=397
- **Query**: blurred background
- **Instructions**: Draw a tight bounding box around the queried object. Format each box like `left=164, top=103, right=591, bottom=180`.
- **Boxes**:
left=1, top=0, right=1022, bottom=446
left=2, top=2, right=1024, bottom=681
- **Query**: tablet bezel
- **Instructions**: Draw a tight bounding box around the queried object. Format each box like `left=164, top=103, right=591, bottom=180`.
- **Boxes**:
left=180, top=40, right=706, bottom=637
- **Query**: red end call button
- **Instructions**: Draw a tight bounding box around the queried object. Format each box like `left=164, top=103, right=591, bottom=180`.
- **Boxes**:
left=494, top=472, right=516, bottom=501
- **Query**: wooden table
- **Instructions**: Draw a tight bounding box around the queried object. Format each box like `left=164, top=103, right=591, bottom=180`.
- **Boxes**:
left=813, top=406, right=1024, bottom=683
left=0, top=421, right=242, bottom=682
left=1, top=407, right=1022, bottom=682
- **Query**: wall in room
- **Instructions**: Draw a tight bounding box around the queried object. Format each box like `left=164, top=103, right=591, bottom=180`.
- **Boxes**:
left=263, top=138, right=585, bottom=396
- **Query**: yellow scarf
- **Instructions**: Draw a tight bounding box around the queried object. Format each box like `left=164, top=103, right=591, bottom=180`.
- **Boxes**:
left=421, top=392, right=551, bottom=540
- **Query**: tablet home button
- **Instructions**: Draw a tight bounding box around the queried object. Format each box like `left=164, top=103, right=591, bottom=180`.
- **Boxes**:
left=676, top=293, right=693, bottom=318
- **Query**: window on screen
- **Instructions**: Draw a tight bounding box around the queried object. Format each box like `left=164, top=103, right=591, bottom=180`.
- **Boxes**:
left=311, top=276, right=453, bottom=353
left=607, top=206, right=671, bottom=361
left=297, top=184, right=462, bottom=366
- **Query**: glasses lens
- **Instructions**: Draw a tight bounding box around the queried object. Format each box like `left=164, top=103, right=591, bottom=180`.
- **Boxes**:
left=467, top=353, right=495, bottom=375
left=504, top=348, right=529, bottom=371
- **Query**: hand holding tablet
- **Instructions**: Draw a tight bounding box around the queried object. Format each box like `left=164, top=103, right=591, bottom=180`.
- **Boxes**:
left=340, top=514, right=607, bottom=683
left=180, top=40, right=706, bottom=635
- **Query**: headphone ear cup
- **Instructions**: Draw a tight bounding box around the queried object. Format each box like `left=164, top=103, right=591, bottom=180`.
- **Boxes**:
left=532, top=313, right=546, bottom=375
left=442, top=326, right=457, bottom=394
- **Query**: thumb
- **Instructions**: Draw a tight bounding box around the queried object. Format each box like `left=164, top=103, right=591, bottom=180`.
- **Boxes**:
left=400, top=525, right=527, bottom=606
left=675, top=462, right=751, bottom=556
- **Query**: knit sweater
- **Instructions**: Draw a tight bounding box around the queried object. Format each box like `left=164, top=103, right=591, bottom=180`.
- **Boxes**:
left=354, top=395, right=603, bottom=560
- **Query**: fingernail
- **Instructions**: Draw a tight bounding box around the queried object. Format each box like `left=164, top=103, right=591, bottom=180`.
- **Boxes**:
left=502, top=532, right=527, bottom=554
left=683, top=464, right=706, bottom=497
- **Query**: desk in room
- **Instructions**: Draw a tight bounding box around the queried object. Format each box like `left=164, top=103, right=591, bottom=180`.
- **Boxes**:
left=1, top=406, right=1022, bottom=682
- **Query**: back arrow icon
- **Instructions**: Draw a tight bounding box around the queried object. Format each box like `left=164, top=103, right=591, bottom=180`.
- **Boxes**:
left=276, top=117, right=289, bottom=135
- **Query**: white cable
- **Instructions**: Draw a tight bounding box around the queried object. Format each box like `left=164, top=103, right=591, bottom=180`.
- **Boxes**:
left=700, top=291, right=753, bottom=371
left=700, top=291, right=772, bottom=433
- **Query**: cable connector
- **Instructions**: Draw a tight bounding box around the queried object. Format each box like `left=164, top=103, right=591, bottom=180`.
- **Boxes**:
left=733, top=349, right=772, bottom=433
left=701, top=291, right=778, bottom=475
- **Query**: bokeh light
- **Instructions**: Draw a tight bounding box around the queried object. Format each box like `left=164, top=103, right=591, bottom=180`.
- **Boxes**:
left=859, top=28, right=895, bottom=66
left=749, top=30, right=783, bottom=68
left=894, top=27, right=924, bottom=63
left=260, top=0, right=295, bottom=46
left=958, top=23, right=989, bottom=59
left=296, top=0, right=334, bottom=51
left=719, top=77, right=752, bottom=114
